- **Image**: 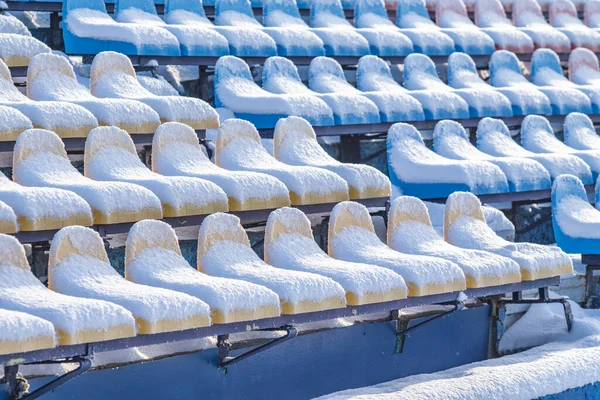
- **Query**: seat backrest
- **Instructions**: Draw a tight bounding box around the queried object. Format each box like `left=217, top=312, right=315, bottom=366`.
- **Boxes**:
left=262, top=56, right=303, bottom=88
left=436, top=0, right=470, bottom=27
left=84, top=126, right=137, bottom=176
left=0, top=234, right=30, bottom=270
left=530, top=48, right=564, bottom=83
left=564, top=112, right=597, bottom=147
left=63, top=0, right=108, bottom=14
left=476, top=117, right=512, bottom=140
left=489, top=50, right=527, bottom=86
left=116, top=0, right=157, bottom=15
left=166, top=0, right=207, bottom=17
left=432, top=119, right=470, bottom=154
left=48, top=226, right=110, bottom=271
left=474, top=0, right=507, bottom=27
left=403, top=53, right=440, bottom=86
left=125, top=219, right=182, bottom=269
left=90, top=51, right=137, bottom=96
left=584, top=0, right=600, bottom=27
left=443, top=191, right=486, bottom=239
left=273, top=116, right=321, bottom=159
left=521, top=114, right=554, bottom=140
left=216, top=0, right=255, bottom=18
left=310, top=0, right=347, bottom=26
left=265, top=207, right=313, bottom=250
left=308, top=56, right=348, bottom=90
left=215, top=118, right=262, bottom=164
left=263, top=0, right=303, bottom=22
left=197, top=212, right=250, bottom=264
left=355, top=0, right=389, bottom=24
left=0, top=59, right=27, bottom=101
left=512, top=0, right=546, bottom=26
left=13, top=129, right=69, bottom=176
left=549, top=0, right=578, bottom=25
left=387, top=196, right=433, bottom=241
left=214, top=56, right=254, bottom=108
left=387, top=122, right=426, bottom=149
left=447, top=52, right=482, bottom=88
left=357, top=55, right=402, bottom=91
left=568, top=48, right=600, bottom=83
left=26, top=53, right=81, bottom=98
left=552, top=174, right=589, bottom=212
left=328, top=201, right=376, bottom=253
left=396, top=0, right=430, bottom=23
left=152, top=121, right=203, bottom=168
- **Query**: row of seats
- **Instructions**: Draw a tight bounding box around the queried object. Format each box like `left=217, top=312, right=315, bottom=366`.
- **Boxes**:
left=0, top=117, right=390, bottom=233
left=0, top=192, right=572, bottom=354
left=0, top=13, right=50, bottom=67
left=388, top=113, right=600, bottom=199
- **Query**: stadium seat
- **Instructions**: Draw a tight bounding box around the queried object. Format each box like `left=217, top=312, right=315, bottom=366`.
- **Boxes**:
left=214, top=56, right=334, bottom=128
left=448, top=52, right=551, bottom=116
left=444, top=191, right=573, bottom=279
left=552, top=174, right=600, bottom=254
left=0, top=14, right=51, bottom=67
left=489, top=50, right=591, bottom=115
left=476, top=117, right=594, bottom=183
left=309, top=0, right=371, bottom=56
left=436, top=0, right=496, bottom=54
left=84, top=126, right=229, bottom=217
left=0, top=59, right=98, bottom=138
left=216, top=119, right=349, bottom=204
left=309, top=57, right=424, bottom=122
left=0, top=200, right=17, bottom=234
left=404, top=53, right=512, bottom=118
left=395, top=0, right=456, bottom=56
left=90, top=52, right=219, bottom=129
left=262, top=56, right=377, bottom=125
left=198, top=212, right=347, bottom=314
left=432, top=120, right=551, bottom=192
left=14, top=129, right=163, bottom=224
left=474, top=0, right=534, bottom=53
left=0, top=234, right=136, bottom=345
left=387, top=196, right=521, bottom=287
left=530, top=49, right=595, bottom=113
left=386, top=122, right=509, bottom=199
left=357, top=55, right=468, bottom=120
left=328, top=201, right=466, bottom=296
left=153, top=122, right=290, bottom=210
left=563, top=112, right=600, bottom=150
left=27, top=53, right=161, bottom=134
left=273, top=116, right=391, bottom=199
left=62, top=0, right=181, bottom=56
left=115, top=0, right=229, bottom=56
left=125, top=219, right=281, bottom=323
left=0, top=105, right=32, bottom=142
left=584, top=0, right=600, bottom=29
left=352, top=0, right=415, bottom=56
left=0, top=308, right=56, bottom=355
left=49, top=226, right=211, bottom=334
left=512, top=0, right=571, bottom=52
left=568, top=47, right=600, bottom=85
left=265, top=207, right=408, bottom=304
left=550, top=0, right=600, bottom=51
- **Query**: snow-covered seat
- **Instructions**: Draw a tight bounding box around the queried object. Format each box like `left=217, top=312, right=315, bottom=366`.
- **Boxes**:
left=214, top=56, right=334, bottom=128
left=309, top=57, right=424, bottom=122
left=27, top=53, right=161, bottom=134
left=62, top=0, right=181, bottom=56
left=388, top=196, right=521, bottom=287
left=328, top=201, right=466, bottom=296
left=435, top=0, right=496, bottom=55
left=445, top=191, right=573, bottom=279
left=262, top=56, right=376, bottom=125
left=512, top=0, right=571, bottom=53
left=395, top=0, right=456, bottom=55
left=125, top=220, right=281, bottom=323
left=489, top=50, right=591, bottom=115
left=521, top=115, right=600, bottom=180
left=552, top=174, right=600, bottom=254
left=216, top=0, right=324, bottom=56
left=0, top=33, right=50, bottom=68
left=85, top=126, right=229, bottom=217
left=274, top=116, right=391, bottom=199
left=476, top=117, right=594, bottom=183
left=357, top=56, right=469, bottom=120
left=563, top=112, right=600, bottom=150
left=216, top=119, right=349, bottom=204
left=352, top=0, right=415, bottom=56
left=404, top=53, right=512, bottom=118
left=0, top=234, right=136, bottom=345
left=265, top=207, right=408, bottom=304
left=386, top=122, right=509, bottom=199
left=449, top=52, right=551, bottom=116
left=568, top=47, right=600, bottom=86
left=153, top=122, right=290, bottom=210
left=474, top=0, right=534, bottom=53
left=0, top=201, right=17, bottom=234
left=0, top=105, right=32, bottom=142
left=0, top=59, right=98, bottom=138
left=49, top=226, right=211, bottom=334
left=198, top=213, right=347, bottom=314
left=433, top=120, right=551, bottom=192
left=90, top=52, right=219, bottom=130
left=550, top=0, right=600, bottom=51
left=115, top=0, right=229, bottom=56
left=584, top=0, right=600, bottom=29
left=0, top=308, right=56, bottom=355
left=14, top=129, right=163, bottom=224
left=309, top=0, right=371, bottom=56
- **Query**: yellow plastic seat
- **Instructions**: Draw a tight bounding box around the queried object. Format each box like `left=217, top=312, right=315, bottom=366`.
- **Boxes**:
left=0, top=308, right=56, bottom=355
left=0, top=33, right=51, bottom=67
left=0, top=105, right=32, bottom=141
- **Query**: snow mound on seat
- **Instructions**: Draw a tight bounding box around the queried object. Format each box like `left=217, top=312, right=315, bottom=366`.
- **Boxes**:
left=0, top=105, right=32, bottom=135
left=0, top=33, right=50, bottom=64
left=564, top=112, right=600, bottom=150
left=0, top=308, right=55, bottom=345
left=0, top=14, right=31, bottom=35
left=553, top=174, right=600, bottom=239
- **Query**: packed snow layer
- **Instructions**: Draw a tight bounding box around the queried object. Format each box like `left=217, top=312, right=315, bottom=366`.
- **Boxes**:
left=198, top=212, right=347, bottom=307
left=215, top=119, right=349, bottom=201
left=563, top=112, right=600, bottom=150
left=328, top=201, right=466, bottom=295
left=568, top=47, right=600, bottom=86
left=553, top=174, right=600, bottom=239
left=0, top=33, right=50, bottom=66
left=265, top=207, right=408, bottom=298
left=0, top=308, right=55, bottom=346
left=85, top=126, right=228, bottom=213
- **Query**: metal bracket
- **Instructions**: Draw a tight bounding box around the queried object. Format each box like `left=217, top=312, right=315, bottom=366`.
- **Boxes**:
left=217, top=326, right=298, bottom=368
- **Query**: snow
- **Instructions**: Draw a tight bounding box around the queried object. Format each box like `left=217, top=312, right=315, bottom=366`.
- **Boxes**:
left=215, top=118, right=349, bottom=203
left=474, top=0, right=534, bottom=53
left=125, top=219, right=281, bottom=316
left=563, top=112, right=600, bottom=150
left=512, top=0, right=572, bottom=52
left=0, top=234, right=135, bottom=339
left=273, top=116, right=391, bottom=197
left=444, top=191, right=573, bottom=280
left=585, top=0, right=600, bottom=28
left=388, top=196, right=521, bottom=286
left=435, top=0, right=496, bottom=54
left=568, top=47, right=600, bottom=86
left=0, top=104, right=32, bottom=139
left=265, top=207, right=408, bottom=299
left=0, top=308, right=55, bottom=349
left=553, top=174, right=600, bottom=239
left=84, top=126, right=229, bottom=214
left=197, top=212, right=347, bottom=309
left=549, top=0, right=600, bottom=51
left=0, top=33, right=51, bottom=66
left=0, top=14, right=31, bottom=35
left=328, top=201, right=467, bottom=296
left=90, top=51, right=219, bottom=129
left=396, top=0, right=456, bottom=55
left=49, top=226, right=211, bottom=329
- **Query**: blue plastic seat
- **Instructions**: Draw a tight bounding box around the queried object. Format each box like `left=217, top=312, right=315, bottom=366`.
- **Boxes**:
left=395, top=0, right=455, bottom=55
left=436, top=0, right=495, bottom=54
left=563, top=112, right=600, bottom=150
left=214, top=56, right=334, bottom=128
